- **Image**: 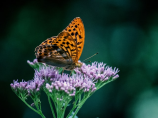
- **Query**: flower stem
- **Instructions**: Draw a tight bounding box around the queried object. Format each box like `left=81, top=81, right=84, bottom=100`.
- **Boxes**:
left=20, top=97, right=39, bottom=114
left=33, top=97, right=46, bottom=118
left=61, top=102, right=68, bottom=118
left=66, top=103, right=77, bottom=118
left=98, top=78, right=114, bottom=89
left=66, top=95, right=80, bottom=118
left=72, top=94, right=90, bottom=118
left=48, top=96, right=56, bottom=118
left=19, top=96, right=45, bottom=118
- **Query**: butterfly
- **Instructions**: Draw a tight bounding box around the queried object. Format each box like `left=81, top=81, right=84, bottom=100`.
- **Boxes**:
left=35, top=17, right=85, bottom=70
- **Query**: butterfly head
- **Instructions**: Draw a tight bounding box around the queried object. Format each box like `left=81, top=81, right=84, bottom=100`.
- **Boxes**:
left=75, top=62, right=83, bottom=68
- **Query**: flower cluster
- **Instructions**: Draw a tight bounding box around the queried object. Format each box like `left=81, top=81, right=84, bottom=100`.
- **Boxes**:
left=28, top=59, right=61, bottom=81
left=10, top=80, right=27, bottom=92
left=27, top=74, right=45, bottom=92
left=11, top=60, right=119, bottom=96
left=46, top=74, right=96, bottom=96
left=75, top=62, right=119, bottom=82
left=10, top=59, right=119, bottom=118
left=10, top=77, right=44, bottom=96
left=35, top=66, right=61, bottom=82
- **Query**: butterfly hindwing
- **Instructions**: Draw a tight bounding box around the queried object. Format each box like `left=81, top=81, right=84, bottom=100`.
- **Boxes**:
left=38, top=45, right=73, bottom=67
left=35, top=31, right=78, bottom=67
left=40, top=36, right=57, bottom=46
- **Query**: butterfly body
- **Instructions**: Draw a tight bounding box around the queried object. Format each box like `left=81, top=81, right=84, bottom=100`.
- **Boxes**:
left=35, top=17, right=85, bottom=70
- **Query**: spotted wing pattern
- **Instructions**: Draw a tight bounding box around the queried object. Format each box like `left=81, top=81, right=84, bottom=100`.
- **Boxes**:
left=40, top=36, right=57, bottom=46
left=63, top=17, right=85, bottom=60
left=35, top=32, right=78, bottom=69
left=35, top=17, right=85, bottom=70
left=50, top=32, right=78, bottom=62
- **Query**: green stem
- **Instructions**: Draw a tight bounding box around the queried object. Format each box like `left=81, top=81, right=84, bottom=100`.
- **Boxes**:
left=18, top=96, right=45, bottom=118
left=20, top=97, right=39, bottom=114
left=38, top=111, right=46, bottom=118
left=72, top=94, right=90, bottom=118
left=61, top=102, right=68, bottom=118
left=34, top=98, right=46, bottom=118
left=66, top=104, right=77, bottom=118
left=56, top=96, right=60, bottom=118
left=51, top=96, right=57, bottom=110
left=72, top=102, right=84, bottom=118
left=61, top=98, right=72, bottom=118
left=39, top=106, right=46, bottom=118
left=48, top=96, right=56, bottom=118
left=66, top=95, right=80, bottom=118
left=98, top=79, right=114, bottom=89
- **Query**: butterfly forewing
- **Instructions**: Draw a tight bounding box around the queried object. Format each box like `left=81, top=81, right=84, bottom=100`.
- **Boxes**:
left=63, top=17, right=85, bottom=61
left=50, top=32, right=78, bottom=62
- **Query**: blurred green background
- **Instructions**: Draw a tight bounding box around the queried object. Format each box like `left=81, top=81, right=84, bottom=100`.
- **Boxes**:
left=1, top=0, right=158, bottom=118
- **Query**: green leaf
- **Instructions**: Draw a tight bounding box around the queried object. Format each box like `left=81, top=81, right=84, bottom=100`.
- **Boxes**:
left=27, top=62, right=44, bottom=70
left=57, top=67, right=63, bottom=74
left=71, top=70, right=76, bottom=75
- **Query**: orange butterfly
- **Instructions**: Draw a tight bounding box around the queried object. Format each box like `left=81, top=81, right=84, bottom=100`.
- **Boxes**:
left=35, top=17, right=85, bottom=70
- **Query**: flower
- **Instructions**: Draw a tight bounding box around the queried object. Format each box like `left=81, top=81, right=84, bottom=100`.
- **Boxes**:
left=27, top=59, right=38, bottom=65
left=10, top=70, right=45, bottom=96
left=26, top=76, right=45, bottom=92
left=10, top=80, right=27, bottom=91
left=45, top=74, right=96, bottom=96
left=10, top=59, right=119, bottom=118
left=11, top=60, right=119, bottom=97
left=75, top=62, right=119, bottom=82
left=35, top=66, right=61, bottom=81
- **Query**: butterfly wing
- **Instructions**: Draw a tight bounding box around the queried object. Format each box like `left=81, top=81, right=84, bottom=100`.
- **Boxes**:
left=35, top=36, right=56, bottom=55
left=35, top=32, right=78, bottom=68
left=63, top=17, right=85, bottom=61
left=39, top=36, right=57, bottom=46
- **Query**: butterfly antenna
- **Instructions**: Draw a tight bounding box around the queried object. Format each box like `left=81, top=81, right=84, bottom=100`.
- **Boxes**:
left=83, top=52, right=98, bottom=62
left=84, top=60, right=91, bottom=63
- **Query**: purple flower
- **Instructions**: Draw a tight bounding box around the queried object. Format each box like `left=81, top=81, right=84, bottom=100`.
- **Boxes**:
left=46, top=74, right=96, bottom=96
left=11, top=59, right=119, bottom=98
left=75, top=62, right=119, bottom=82
left=27, top=59, right=38, bottom=65
left=26, top=76, right=44, bottom=92
left=10, top=69, right=45, bottom=95
left=35, top=66, right=61, bottom=81
left=31, top=103, right=35, bottom=107
left=46, top=74, right=76, bottom=96
left=10, top=80, right=27, bottom=91
left=10, top=59, right=119, bottom=118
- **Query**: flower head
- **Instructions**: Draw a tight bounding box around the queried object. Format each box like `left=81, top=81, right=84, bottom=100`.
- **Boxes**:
left=10, top=69, right=45, bottom=96
left=45, top=73, right=96, bottom=96
left=10, top=80, right=27, bottom=91
left=35, top=66, right=61, bottom=81
left=11, top=60, right=119, bottom=101
left=26, top=76, right=45, bottom=93
left=75, top=62, right=119, bottom=82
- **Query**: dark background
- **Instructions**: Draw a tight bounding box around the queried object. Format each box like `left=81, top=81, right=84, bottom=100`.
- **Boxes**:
left=1, top=0, right=158, bottom=118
